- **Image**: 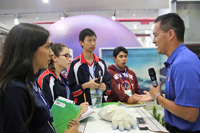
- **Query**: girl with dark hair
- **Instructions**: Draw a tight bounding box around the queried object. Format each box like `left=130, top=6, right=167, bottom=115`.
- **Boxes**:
left=37, top=43, right=88, bottom=114
left=0, top=23, right=80, bottom=133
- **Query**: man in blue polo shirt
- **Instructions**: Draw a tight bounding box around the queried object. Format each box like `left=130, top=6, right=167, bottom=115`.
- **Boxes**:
left=136, top=13, right=200, bottom=132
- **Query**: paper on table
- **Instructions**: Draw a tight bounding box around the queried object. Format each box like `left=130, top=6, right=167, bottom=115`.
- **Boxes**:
left=78, top=106, right=94, bottom=121
left=120, top=101, right=146, bottom=108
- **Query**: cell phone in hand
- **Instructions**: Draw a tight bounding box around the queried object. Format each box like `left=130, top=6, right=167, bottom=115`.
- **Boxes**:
left=95, top=76, right=102, bottom=84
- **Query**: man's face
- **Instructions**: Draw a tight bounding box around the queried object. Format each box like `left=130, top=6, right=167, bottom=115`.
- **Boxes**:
left=114, top=51, right=127, bottom=70
left=80, top=35, right=96, bottom=53
left=153, top=21, right=168, bottom=56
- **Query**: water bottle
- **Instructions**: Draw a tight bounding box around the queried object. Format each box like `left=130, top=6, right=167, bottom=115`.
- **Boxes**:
left=95, top=88, right=103, bottom=107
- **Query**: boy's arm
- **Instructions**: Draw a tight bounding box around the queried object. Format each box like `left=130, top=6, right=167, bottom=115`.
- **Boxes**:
left=100, top=61, right=112, bottom=95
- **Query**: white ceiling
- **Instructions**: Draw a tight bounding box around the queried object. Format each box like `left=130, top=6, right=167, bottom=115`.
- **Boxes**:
left=0, top=0, right=170, bottom=47
left=0, top=0, right=169, bottom=15
left=0, top=0, right=199, bottom=46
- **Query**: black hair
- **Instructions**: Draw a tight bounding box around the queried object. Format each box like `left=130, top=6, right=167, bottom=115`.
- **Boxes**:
left=113, top=46, right=128, bottom=58
left=79, top=28, right=96, bottom=48
left=48, top=43, right=68, bottom=71
left=0, top=23, right=49, bottom=132
left=155, top=13, right=185, bottom=42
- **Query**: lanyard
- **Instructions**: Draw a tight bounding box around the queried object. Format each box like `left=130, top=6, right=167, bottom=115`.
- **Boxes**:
left=114, top=66, right=129, bottom=88
left=30, top=81, right=53, bottom=123
left=85, top=64, right=96, bottom=79
left=61, top=76, right=70, bottom=99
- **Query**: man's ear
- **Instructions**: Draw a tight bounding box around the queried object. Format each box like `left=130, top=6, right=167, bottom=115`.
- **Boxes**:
left=168, top=29, right=175, bottom=41
left=113, top=57, right=116, bottom=62
left=79, top=40, right=84, bottom=47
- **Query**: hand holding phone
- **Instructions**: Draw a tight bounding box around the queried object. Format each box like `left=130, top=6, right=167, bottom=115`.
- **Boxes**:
left=95, top=76, right=102, bottom=84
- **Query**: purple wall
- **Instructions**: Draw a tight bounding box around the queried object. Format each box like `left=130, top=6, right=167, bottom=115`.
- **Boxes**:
left=48, top=14, right=142, bottom=58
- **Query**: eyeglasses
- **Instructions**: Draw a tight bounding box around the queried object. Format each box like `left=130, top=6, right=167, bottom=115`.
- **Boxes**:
left=59, top=53, right=72, bottom=59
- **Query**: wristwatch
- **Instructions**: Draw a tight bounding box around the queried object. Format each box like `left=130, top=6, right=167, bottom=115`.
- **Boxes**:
left=154, top=94, right=163, bottom=105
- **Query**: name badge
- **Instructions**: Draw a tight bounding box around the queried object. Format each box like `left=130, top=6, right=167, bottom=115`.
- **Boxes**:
left=124, top=90, right=132, bottom=96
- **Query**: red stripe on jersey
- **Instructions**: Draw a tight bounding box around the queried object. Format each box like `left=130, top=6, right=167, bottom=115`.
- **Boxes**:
left=72, top=89, right=83, bottom=97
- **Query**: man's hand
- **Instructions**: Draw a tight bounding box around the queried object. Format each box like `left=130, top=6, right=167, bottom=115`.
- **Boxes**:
left=134, top=82, right=162, bottom=102
left=82, top=78, right=99, bottom=89
left=149, top=82, right=162, bottom=99
left=79, top=102, right=89, bottom=114
left=99, top=82, right=106, bottom=91
left=127, top=95, right=138, bottom=104
left=133, top=91, right=153, bottom=102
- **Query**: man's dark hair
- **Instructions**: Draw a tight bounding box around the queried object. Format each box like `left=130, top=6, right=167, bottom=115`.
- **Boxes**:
left=155, top=13, right=185, bottom=42
left=113, top=46, right=128, bottom=58
left=79, top=28, right=96, bottom=42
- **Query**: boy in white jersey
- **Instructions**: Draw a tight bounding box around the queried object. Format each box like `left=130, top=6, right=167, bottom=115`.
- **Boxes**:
left=67, top=28, right=111, bottom=105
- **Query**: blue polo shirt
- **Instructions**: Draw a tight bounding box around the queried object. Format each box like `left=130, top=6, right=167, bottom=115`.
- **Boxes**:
left=164, top=43, right=200, bottom=131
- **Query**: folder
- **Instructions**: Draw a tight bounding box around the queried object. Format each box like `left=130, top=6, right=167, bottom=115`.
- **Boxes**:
left=51, top=96, right=82, bottom=133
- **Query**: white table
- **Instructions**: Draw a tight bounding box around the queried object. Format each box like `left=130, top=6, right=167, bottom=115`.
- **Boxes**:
left=79, top=105, right=168, bottom=133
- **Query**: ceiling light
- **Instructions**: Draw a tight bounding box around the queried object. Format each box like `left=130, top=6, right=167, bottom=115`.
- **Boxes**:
left=111, top=16, right=115, bottom=20
left=60, top=12, right=65, bottom=20
left=111, top=10, right=116, bottom=21
left=14, top=18, right=19, bottom=25
left=43, top=0, right=49, bottom=3
left=133, top=24, right=137, bottom=29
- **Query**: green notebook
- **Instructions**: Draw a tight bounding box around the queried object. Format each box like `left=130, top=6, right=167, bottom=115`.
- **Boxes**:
left=51, top=96, right=82, bottom=133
